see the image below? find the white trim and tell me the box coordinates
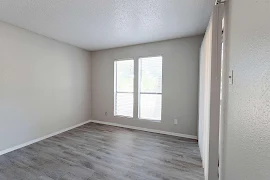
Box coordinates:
[0,120,91,156]
[90,120,198,140]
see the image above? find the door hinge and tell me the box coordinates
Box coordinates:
[229,70,234,85]
[215,0,226,5]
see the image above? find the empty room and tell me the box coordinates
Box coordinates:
[1,0,270,180]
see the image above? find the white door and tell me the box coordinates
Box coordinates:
[198,2,225,180]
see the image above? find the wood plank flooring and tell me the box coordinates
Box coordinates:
[0,123,204,180]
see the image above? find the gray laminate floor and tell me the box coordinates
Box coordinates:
[0,123,204,180]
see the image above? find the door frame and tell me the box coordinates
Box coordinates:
[207,2,225,180]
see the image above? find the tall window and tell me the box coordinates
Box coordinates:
[139,56,162,120]
[114,60,134,117]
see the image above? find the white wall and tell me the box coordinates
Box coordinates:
[0,21,92,152]
[91,37,203,136]
[221,1,270,179]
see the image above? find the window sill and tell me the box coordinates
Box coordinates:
[114,116,161,123]
[138,118,161,123]
[114,115,134,119]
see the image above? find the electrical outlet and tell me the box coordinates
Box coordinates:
[174,119,178,125]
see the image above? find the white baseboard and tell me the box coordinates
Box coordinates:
[89,120,198,140]
[0,120,92,156]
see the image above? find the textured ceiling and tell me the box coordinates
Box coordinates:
[0,0,215,51]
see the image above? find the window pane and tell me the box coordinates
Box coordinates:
[140,57,162,93]
[139,94,161,120]
[116,60,134,92]
[115,93,133,117]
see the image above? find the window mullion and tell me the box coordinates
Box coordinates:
[133,58,139,119]
[114,61,117,116]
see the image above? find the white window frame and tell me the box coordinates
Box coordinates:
[114,59,134,118]
[138,56,163,121]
